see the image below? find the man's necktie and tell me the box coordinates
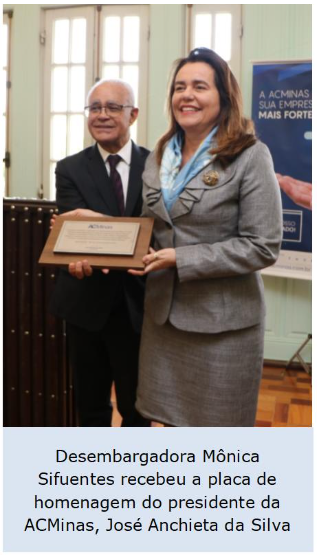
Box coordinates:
[108,154,125,216]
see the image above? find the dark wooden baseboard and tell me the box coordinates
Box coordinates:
[264,359,308,370]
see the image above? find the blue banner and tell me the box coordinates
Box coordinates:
[252,62,312,255]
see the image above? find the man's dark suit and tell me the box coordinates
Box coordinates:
[50,142,150,426]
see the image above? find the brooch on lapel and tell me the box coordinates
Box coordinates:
[203,170,219,186]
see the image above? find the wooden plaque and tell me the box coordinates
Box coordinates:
[39,216,154,270]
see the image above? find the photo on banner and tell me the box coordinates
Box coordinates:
[252,61,312,280]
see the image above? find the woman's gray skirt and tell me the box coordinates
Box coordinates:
[136,315,265,427]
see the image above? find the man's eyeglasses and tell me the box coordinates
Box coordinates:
[84,102,134,117]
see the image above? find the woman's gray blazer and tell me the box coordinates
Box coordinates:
[142,141,283,334]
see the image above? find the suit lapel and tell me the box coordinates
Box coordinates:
[142,155,174,225]
[169,159,216,220]
[169,158,237,220]
[125,143,144,216]
[86,145,120,215]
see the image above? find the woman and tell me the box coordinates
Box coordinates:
[129,47,282,427]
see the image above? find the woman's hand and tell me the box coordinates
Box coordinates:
[128,247,176,276]
[50,208,105,229]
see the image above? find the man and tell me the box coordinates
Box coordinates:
[50,79,150,427]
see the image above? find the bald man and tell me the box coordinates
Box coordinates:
[50,79,150,427]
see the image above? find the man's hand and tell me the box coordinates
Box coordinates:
[50,208,106,229]
[50,213,58,230]
[69,260,93,279]
[128,247,176,276]
[68,261,110,279]
[51,209,110,279]
[276,174,312,210]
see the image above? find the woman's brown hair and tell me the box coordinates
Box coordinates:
[156,48,256,166]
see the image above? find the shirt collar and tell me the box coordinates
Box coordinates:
[97,139,132,166]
